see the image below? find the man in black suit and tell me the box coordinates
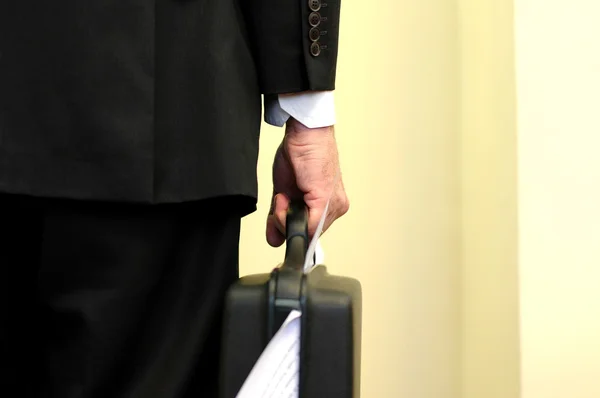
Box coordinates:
[0,0,349,397]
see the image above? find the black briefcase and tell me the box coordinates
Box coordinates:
[219,200,362,398]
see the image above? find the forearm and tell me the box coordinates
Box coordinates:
[240,0,341,95]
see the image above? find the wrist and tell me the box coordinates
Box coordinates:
[285,117,334,135]
[284,119,336,150]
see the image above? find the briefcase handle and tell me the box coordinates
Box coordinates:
[282,199,309,271]
[267,199,308,338]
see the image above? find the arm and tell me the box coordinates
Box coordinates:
[240,0,341,94]
[239,0,347,244]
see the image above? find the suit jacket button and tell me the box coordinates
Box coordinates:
[309,27,321,41]
[310,42,321,57]
[309,12,321,27]
[309,0,321,12]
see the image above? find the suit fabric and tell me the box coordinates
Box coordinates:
[0,0,341,208]
[1,194,242,398]
[0,1,342,397]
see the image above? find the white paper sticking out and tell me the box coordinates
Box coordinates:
[303,201,329,273]
[305,239,325,270]
[303,170,338,273]
[235,310,302,398]
[236,183,334,397]
[235,242,326,398]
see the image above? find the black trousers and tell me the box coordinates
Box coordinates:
[1,194,242,398]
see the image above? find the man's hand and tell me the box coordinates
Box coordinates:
[266,118,349,247]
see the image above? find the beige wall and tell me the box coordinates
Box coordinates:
[238,1,600,396]
[239,1,462,397]
[515,1,600,397]
[459,0,521,397]
[238,0,600,397]
[458,0,600,396]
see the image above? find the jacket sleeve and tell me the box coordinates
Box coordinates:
[239,0,341,95]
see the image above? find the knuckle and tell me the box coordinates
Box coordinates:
[338,193,350,215]
[342,201,350,215]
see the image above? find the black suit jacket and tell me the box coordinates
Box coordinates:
[0,0,340,213]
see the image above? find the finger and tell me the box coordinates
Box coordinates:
[306,190,349,239]
[266,194,290,247]
[273,193,290,235]
[306,201,327,240]
[266,214,285,247]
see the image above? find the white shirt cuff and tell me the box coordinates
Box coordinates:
[264,91,336,129]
